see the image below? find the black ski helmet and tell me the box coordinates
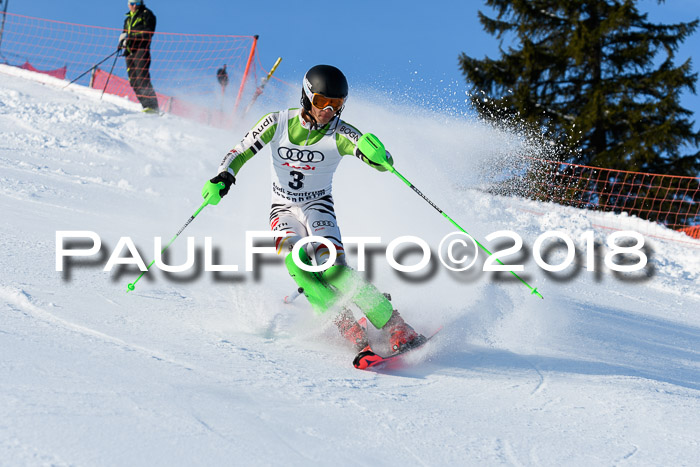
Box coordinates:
[300,64,348,113]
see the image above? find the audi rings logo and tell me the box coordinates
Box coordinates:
[312,220,335,228]
[278,147,325,163]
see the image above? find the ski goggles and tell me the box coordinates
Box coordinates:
[310,93,345,112]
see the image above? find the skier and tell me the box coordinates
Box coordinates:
[118,0,159,113]
[202,65,425,354]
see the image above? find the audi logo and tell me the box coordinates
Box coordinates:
[312,220,335,228]
[278,147,325,163]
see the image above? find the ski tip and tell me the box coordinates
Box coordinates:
[353,350,381,370]
[531,288,543,299]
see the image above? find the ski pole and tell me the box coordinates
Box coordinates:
[64,49,120,89]
[242,57,282,118]
[100,49,120,100]
[358,134,543,299]
[127,181,225,292]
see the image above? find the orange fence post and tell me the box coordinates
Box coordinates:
[234,34,258,115]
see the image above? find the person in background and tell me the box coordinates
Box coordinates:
[217,64,229,95]
[118,0,158,113]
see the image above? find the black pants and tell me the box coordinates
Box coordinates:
[125,49,158,110]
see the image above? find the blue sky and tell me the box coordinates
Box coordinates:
[7,0,700,132]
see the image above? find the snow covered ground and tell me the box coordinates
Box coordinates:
[1,64,699,466]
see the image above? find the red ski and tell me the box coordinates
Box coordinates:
[352,327,441,370]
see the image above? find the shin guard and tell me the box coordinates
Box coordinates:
[284,248,336,313]
[322,265,393,329]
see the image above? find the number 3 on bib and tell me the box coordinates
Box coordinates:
[289,170,305,190]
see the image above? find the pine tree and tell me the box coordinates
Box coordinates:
[459,0,700,176]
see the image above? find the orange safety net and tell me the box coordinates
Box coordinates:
[90,68,232,127]
[508,158,700,242]
[0,12,263,125]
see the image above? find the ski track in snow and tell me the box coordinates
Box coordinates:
[1,64,700,465]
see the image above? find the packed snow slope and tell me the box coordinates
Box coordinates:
[1,64,699,466]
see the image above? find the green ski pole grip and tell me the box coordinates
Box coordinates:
[202,181,226,206]
[357,133,392,171]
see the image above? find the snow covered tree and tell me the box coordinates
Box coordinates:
[459,0,700,176]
